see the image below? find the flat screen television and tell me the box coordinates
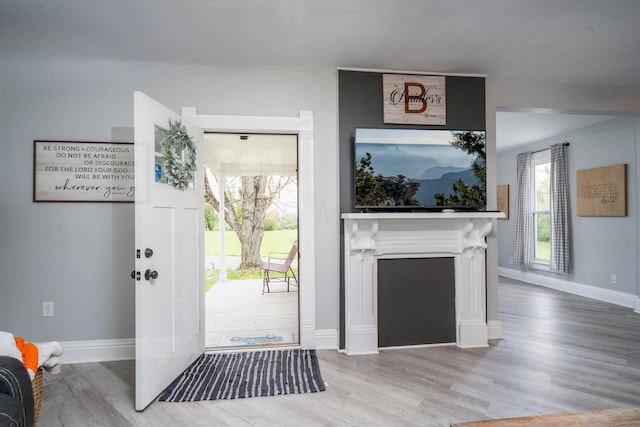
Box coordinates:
[354,128,486,211]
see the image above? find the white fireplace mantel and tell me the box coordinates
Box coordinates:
[342,211,504,355]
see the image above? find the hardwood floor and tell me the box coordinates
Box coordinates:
[39,277,640,426]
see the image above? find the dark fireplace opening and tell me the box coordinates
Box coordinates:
[377,257,456,348]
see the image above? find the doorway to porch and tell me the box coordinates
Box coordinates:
[202,132,299,349]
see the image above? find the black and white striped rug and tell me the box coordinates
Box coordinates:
[159,349,326,402]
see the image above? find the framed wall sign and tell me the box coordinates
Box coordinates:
[383,74,446,125]
[577,163,626,216]
[33,140,135,203]
[497,184,509,220]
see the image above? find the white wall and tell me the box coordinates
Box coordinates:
[497,117,639,298]
[3,58,640,350]
[0,59,339,342]
[484,80,640,324]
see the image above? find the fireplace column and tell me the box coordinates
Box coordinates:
[456,221,492,348]
[343,220,379,355]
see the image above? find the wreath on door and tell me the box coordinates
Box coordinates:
[161,119,197,190]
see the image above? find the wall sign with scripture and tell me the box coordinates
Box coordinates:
[383,74,446,125]
[33,140,135,202]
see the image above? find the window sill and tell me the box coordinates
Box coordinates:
[530,260,550,272]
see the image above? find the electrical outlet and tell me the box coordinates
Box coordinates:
[610,274,617,284]
[43,301,54,317]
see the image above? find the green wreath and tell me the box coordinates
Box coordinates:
[161,119,197,190]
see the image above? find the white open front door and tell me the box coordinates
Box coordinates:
[133,92,205,411]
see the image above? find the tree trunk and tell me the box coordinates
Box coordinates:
[238,176,269,269]
[204,171,293,270]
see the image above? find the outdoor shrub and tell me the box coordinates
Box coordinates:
[204,204,218,231]
[264,214,280,231]
[279,214,298,230]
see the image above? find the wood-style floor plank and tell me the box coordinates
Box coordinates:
[38,278,640,426]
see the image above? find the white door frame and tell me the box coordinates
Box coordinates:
[182,108,316,349]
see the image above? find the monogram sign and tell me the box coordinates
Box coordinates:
[383,74,446,125]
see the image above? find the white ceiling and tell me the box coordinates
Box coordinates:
[1,0,639,150]
[496,111,615,152]
[203,133,297,176]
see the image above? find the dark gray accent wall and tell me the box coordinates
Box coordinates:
[338,70,486,349]
[338,71,486,215]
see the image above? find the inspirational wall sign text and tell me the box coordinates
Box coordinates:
[33,140,135,202]
[383,74,446,125]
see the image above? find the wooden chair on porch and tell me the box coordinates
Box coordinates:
[261,240,298,294]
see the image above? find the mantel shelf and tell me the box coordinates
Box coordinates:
[341,211,505,220]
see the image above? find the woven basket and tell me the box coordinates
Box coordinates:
[32,367,43,424]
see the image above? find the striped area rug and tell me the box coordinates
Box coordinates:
[159,349,326,402]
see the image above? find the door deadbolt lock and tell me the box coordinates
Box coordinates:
[144,248,153,258]
[144,269,159,280]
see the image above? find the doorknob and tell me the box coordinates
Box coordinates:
[144,269,159,280]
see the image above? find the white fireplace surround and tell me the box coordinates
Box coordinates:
[342,212,504,355]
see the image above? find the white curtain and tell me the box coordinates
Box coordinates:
[549,143,570,273]
[513,152,532,268]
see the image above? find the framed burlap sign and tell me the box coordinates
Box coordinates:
[576,163,626,216]
[497,184,509,220]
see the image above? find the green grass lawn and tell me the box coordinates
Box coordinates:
[535,241,550,260]
[204,229,298,292]
[205,229,298,256]
[205,267,270,292]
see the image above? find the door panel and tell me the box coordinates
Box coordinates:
[181,207,201,337]
[134,91,204,411]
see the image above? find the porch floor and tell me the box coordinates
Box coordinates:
[205,278,299,349]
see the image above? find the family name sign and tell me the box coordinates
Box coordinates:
[33,140,135,202]
[383,74,446,125]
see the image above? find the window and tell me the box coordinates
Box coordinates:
[514,142,569,273]
[531,150,550,263]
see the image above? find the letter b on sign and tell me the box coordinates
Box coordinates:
[404,82,427,114]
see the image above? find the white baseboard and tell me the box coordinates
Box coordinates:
[60,330,339,364]
[458,320,489,348]
[315,329,338,350]
[60,338,135,364]
[487,320,504,340]
[499,267,640,311]
[300,320,316,349]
